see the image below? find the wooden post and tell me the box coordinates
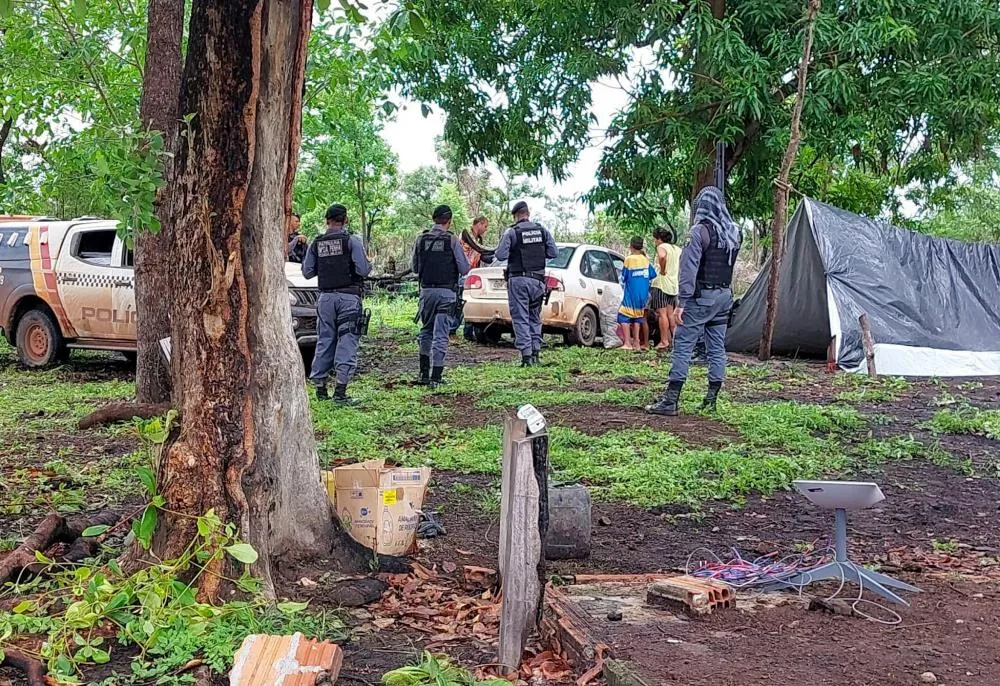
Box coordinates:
[825,336,837,373]
[859,313,877,377]
[758,0,822,361]
[498,415,549,674]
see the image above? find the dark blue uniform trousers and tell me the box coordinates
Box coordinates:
[508,276,545,357]
[309,292,361,387]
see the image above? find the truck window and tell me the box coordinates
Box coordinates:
[73,230,117,267]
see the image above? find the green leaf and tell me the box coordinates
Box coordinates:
[72,0,87,22]
[91,648,110,664]
[12,600,36,614]
[277,601,309,615]
[34,550,52,564]
[0,0,12,18]
[136,466,157,497]
[317,0,330,12]
[81,524,110,537]
[224,543,259,565]
[106,591,131,611]
[136,505,158,548]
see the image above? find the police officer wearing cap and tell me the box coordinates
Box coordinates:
[412,205,471,386]
[494,201,558,366]
[302,204,372,404]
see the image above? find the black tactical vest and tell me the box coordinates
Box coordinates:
[695,223,738,291]
[315,232,360,294]
[418,231,459,289]
[506,221,547,277]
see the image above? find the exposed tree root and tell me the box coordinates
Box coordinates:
[0,511,121,584]
[77,402,173,430]
[0,647,47,686]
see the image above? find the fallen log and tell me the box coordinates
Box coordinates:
[0,511,121,584]
[77,402,173,430]
[1,647,47,686]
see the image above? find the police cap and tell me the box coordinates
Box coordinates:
[511,200,529,216]
[432,205,453,223]
[325,204,347,222]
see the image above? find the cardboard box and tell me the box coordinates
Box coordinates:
[322,460,431,557]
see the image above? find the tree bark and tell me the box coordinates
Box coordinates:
[0,118,12,185]
[157,0,357,602]
[758,0,820,362]
[135,0,184,404]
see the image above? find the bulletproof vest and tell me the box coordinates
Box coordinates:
[418,231,459,288]
[695,223,737,290]
[315,232,359,293]
[506,221,547,276]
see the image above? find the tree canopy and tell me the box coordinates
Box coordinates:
[383,0,1000,227]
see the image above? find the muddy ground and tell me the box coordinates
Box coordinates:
[2,339,999,685]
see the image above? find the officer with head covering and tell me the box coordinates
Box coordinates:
[646,185,742,416]
[302,203,372,404]
[494,201,558,366]
[413,205,471,386]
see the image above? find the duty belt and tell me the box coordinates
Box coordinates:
[509,271,546,282]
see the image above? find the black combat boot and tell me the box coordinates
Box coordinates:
[430,366,446,389]
[333,384,357,406]
[521,355,534,368]
[531,350,540,366]
[700,381,722,412]
[315,385,330,400]
[645,380,684,416]
[417,354,431,385]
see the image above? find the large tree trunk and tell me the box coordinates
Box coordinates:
[134,0,184,404]
[157,0,339,601]
[759,0,820,361]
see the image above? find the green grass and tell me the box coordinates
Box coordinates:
[922,406,1000,440]
[1,297,989,517]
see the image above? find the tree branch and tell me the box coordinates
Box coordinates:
[760,0,821,362]
[0,118,12,185]
[48,0,124,127]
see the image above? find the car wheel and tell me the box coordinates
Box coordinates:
[566,306,599,347]
[299,344,316,370]
[473,324,503,345]
[16,309,65,368]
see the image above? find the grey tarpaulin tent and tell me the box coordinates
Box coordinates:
[726,199,1000,376]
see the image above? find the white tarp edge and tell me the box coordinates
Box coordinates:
[842,343,1000,377]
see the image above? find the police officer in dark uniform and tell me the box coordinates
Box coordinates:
[647,186,742,416]
[413,205,470,387]
[494,201,558,366]
[302,204,372,404]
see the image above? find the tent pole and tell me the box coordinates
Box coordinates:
[859,314,877,377]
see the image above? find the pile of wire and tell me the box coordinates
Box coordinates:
[685,542,834,589]
[683,542,903,625]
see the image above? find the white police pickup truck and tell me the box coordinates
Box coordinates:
[0,216,319,367]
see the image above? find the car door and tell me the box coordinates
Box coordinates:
[112,239,137,341]
[578,249,620,305]
[54,224,119,338]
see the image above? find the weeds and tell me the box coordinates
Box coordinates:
[923,406,1000,440]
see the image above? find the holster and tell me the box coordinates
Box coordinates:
[727,298,741,327]
[354,308,372,336]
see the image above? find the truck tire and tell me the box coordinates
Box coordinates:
[565,306,598,347]
[16,309,65,368]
